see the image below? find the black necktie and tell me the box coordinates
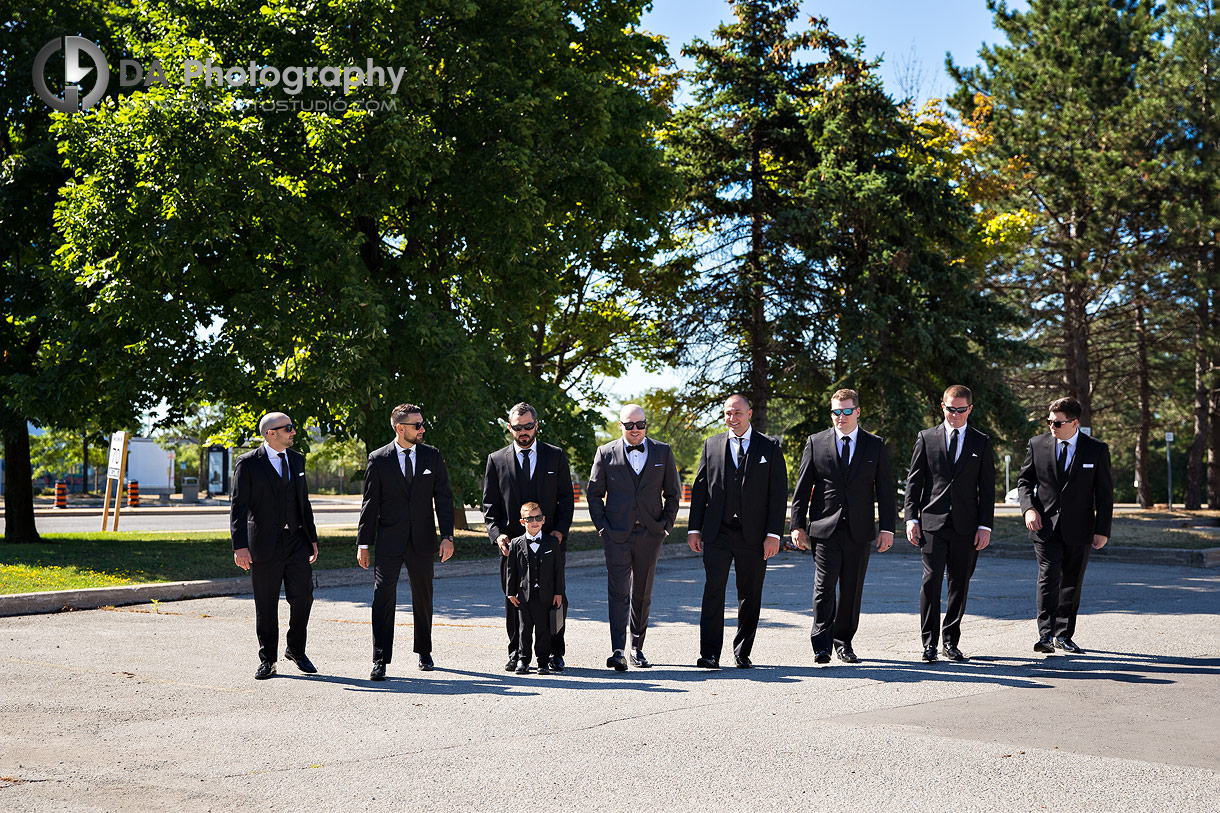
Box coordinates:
[402,448,413,486]
[839,436,850,472]
[518,448,531,496]
[735,436,745,468]
[948,429,959,464]
[277,452,289,485]
[1056,440,1068,482]
[627,444,646,453]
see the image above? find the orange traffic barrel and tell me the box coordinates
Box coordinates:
[572,482,582,503]
[127,480,140,508]
[54,481,68,508]
[682,483,692,503]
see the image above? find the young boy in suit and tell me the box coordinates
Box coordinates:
[506,502,565,674]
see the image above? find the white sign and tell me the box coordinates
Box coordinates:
[106,431,126,478]
[1165,432,1175,442]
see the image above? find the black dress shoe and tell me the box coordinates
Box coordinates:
[549,656,565,672]
[631,649,651,668]
[370,662,386,681]
[284,649,317,674]
[734,655,753,669]
[814,650,831,664]
[505,658,519,672]
[835,646,859,664]
[607,651,628,671]
[515,660,530,674]
[695,656,719,669]
[1054,636,1082,654]
[537,664,551,675]
[922,646,938,662]
[418,653,435,671]
[1033,636,1055,653]
[254,661,276,680]
[942,644,967,662]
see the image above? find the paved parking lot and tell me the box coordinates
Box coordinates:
[2,548,1218,812]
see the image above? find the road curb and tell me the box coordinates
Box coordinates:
[0,542,702,618]
[885,538,1220,568]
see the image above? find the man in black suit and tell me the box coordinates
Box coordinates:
[357,403,455,681]
[1018,396,1113,654]
[587,403,680,671]
[687,394,788,669]
[230,412,319,680]
[790,388,896,664]
[483,402,575,671]
[904,384,995,662]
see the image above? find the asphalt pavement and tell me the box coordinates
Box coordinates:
[1,546,1217,811]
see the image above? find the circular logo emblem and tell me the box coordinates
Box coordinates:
[33,37,110,112]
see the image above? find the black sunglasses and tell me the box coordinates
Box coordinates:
[830,408,856,416]
[944,405,971,414]
[268,423,295,432]
[1047,419,1076,428]
[397,421,426,430]
[510,422,537,432]
[521,514,544,523]
[620,420,647,430]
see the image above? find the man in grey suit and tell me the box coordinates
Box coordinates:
[587,404,680,671]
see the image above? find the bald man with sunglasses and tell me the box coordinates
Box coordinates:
[230,412,320,680]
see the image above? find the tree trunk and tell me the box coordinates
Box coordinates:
[81,433,89,495]
[1062,266,1093,426]
[2,420,40,543]
[747,127,769,432]
[452,489,469,531]
[1134,297,1153,508]
[1186,279,1208,510]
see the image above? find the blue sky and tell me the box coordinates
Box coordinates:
[640,0,1017,105]
[602,0,1019,405]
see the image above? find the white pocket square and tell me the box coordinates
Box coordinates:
[972,453,979,457]
[547,471,555,475]
[422,468,432,475]
[297,472,304,476]
[654,463,663,466]
[1083,463,1094,469]
[759,456,768,463]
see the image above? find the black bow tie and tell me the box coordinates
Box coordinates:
[626,444,646,453]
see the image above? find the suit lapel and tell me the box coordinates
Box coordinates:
[825,430,845,484]
[503,445,520,504]
[846,431,866,481]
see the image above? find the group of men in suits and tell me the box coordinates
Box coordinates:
[229,386,1114,679]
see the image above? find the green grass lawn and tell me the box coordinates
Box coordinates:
[989,512,1220,548]
[0,522,606,595]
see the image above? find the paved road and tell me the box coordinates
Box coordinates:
[2,549,1218,811]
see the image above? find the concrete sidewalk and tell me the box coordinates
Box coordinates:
[1,547,1217,812]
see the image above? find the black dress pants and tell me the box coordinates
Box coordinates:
[810,522,870,652]
[249,530,313,663]
[372,546,434,664]
[919,530,979,648]
[604,525,664,652]
[503,543,567,660]
[517,594,553,666]
[699,523,767,660]
[1034,530,1091,639]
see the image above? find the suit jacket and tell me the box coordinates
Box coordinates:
[790,428,897,542]
[482,441,575,545]
[1018,431,1113,544]
[230,445,318,562]
[356,440,455,556]
[586,437,680,544]
[505,534,565,602]
[687,430,788,545]
[903,425,996,538]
